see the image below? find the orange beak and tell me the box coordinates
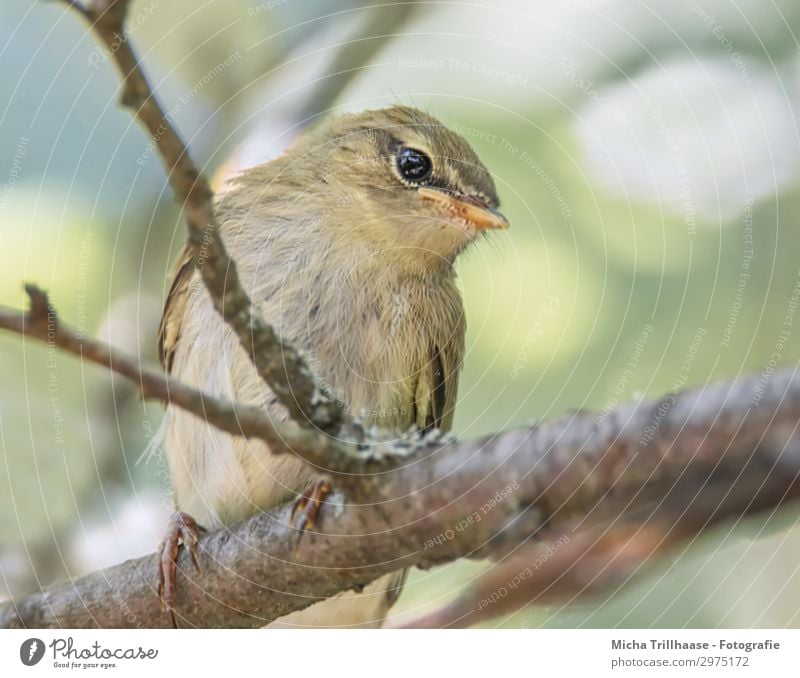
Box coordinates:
[418,187,510,231]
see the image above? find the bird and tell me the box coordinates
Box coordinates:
[155,105,508,627]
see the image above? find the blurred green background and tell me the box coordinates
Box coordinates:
[1,0,799,627]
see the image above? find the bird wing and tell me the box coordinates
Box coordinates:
[414,342,461,433]
[416,345,445,432]
[157,245,195,373]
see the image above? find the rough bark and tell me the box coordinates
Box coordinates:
[1,368,797,628]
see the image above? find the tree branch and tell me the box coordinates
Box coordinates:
[5,0,792,630]
[61,0,344,433]
[0,284,327,458]
[399,453,800,627]
[2,368,798,628]
[0,286,445,489]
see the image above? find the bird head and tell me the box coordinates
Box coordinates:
[242,106,508,276]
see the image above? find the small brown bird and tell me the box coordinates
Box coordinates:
[157,105,508,627]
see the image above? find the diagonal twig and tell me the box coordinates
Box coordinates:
[59,0,345,434]
[0,286,425,484]
[0,284,324,457]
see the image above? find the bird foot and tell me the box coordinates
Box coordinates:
[290,480,332,534]
[156,511,204,625]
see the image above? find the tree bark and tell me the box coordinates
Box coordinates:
[1,368,797,628]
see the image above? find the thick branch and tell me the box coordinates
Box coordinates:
[400,454,800,627]
[2,368,798,628]
[62,0,343,433]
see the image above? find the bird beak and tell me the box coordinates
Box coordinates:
[418,187,510,231]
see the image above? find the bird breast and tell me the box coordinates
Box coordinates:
[243,237,465,432]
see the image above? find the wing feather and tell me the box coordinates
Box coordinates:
[157,246,195,373]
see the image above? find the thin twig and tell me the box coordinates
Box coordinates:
[0,286,427,484]
[59,0,344,433]
[0,285,319,456]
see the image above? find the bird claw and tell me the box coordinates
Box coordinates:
[290,480,332,536]
[156,512,204,624]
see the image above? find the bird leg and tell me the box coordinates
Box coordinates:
[156,511,204,625]
[290,479,332,533]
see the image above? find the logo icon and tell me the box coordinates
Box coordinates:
[20,638,45,666]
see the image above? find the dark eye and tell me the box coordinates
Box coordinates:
[396,147,433,183]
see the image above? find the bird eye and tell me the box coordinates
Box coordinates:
[396,147,433,183]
